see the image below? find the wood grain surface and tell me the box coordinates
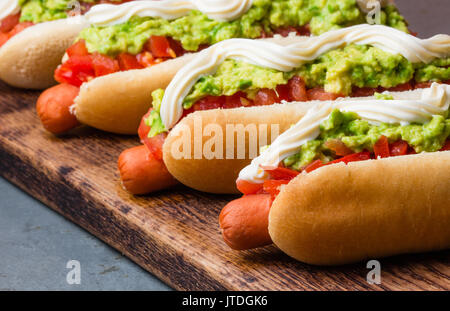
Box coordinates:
[0,81,449,290]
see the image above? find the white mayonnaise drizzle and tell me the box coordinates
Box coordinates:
[159,24,450,131]
[238,83,450,183]
[0,0,20,21]
[84,0,253,26]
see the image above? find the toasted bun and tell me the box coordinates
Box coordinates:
[74,53,197,134]
[269,151,450,265]
[163,102,316,194]
[0,17,88,89]
[74,36,309,134]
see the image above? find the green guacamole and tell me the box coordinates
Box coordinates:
[182,45,450,107]
[146,45,449,138]
[282,109,450,170]
[18,0,120,23]
[78,0,408,56]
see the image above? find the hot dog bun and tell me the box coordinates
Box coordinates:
[269,151,450,265]
[0,17,88,89]
[163,88,432,194]
[163,102,315,194]
[73,36,309,134]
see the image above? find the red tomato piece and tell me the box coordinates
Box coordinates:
[192,96,224,111]
[7,21,33,37]
[263,179,290,199]
[386,81,413,92]
[254,89,279,106]
[118,52,143,70]
[0,32,8,47]
[236,179,264,195]
[389,140,409,156]
[138,109,152,142]
[351,86,376,97]
[373,135,390,158]
[440,140,450,151]
[148,36,175,58]
[307,87,342,101]
[142,133,167,161]
[324,139,353,156]
[136,51,156,68]
[275,83,290,101]
[287,76,308,102]
[91,53,119,77]
[0,13,20,33]
[261,166,299,180]
[414,82,432,89]
[327,151,372,165]
[54,55,94,86]
[304,159,324,173]
[224,92,249,109]
[66,40,89,57]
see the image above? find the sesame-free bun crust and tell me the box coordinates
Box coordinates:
[73,36,309,134]
[163,102,316,194]
[269,151,450,265]
[0,17,88,89]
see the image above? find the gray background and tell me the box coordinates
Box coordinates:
[0,0,448,291]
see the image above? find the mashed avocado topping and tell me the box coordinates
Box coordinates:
[78,0,408,56]
[18,0,113,23]
[145,89,167,137]
[182,45,450,104]
[282,109,450,170]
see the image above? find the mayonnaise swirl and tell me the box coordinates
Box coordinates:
[160,24,450,131]
[84,0,253,26]
[0,0,20,21]
[238,83,450,183]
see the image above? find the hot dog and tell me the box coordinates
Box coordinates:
[144,26,448,195]
[35,0,409,134]
[219,83,450,265]
[0,0,129,89]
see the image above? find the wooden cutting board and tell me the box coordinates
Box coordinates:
[0,81,449,291]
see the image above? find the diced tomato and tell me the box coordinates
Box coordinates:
[7,21,33,37]
[66,40,89,57]
[351,86,376,97]
[287,76,308,102]
[91,53,119,77]
[118,52,143,70]
[440,140,450,151]
[390,140,409,156]
[304,159,324,173]
[138,110,152,142]
[324,139,353,156]
[236,179,263,195]
[142,133,167,160]
[0,32,8,47]
[0,13,20,33]
[147,36,176,58]
[167,37,186,57]
[254,89,279,106]
[262,166,300,180]
[386,82,413,92]
[414,82,432,89]
[373,135,390,158]
[275,83,290,101]
[136,51,156,68]
[263,179,290,199]
[307,87,343,101]
[54,55,94,86]
[224,92,248,109]
[192,95,224,111]
[272,25,311,37]
[326,151,372,165]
